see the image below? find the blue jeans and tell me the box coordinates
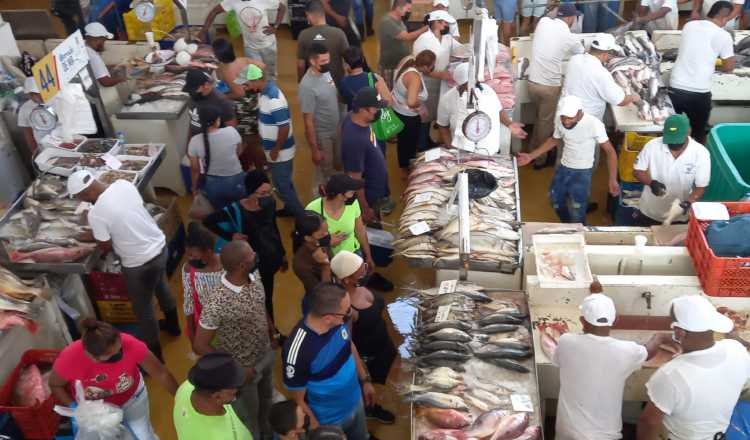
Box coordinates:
[339,400,368,440]
[578,0,619,32]
[268,159,304,217]
[548,165,593,224]
[204,173,247,210]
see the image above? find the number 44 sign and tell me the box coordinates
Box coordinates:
[32,52,60,103]
[31,30,89,103]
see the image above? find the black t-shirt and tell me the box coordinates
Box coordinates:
[325,0,351,25]
[188,90,236,138]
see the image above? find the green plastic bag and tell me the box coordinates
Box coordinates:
[226,10,242,39]
[368,73,404,141]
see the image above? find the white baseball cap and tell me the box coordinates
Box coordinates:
[330,251,363,280]
[590,33,621,52]
[67,170,96,196]
[452,63,470,85]
[427,10,456,23]
[24,77,39,94]
[671,295,734,333]
[580,294,616,326]
[433,0,450,7]
[85,22,114,39]
[559,95,583,117]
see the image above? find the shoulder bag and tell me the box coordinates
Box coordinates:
[368,73,404,141]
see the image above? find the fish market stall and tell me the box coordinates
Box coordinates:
[390,282,543,440]
[394,148,523,289]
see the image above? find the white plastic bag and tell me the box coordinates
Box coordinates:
[54,380,124,440]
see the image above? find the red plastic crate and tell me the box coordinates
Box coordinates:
[686,202,750,296]
[0,349,61,439]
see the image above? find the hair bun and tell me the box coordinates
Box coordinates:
[80,317,99,330]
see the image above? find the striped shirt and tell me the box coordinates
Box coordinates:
[258,81,295,163]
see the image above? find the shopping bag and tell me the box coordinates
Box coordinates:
[368,73,404,141]
[226,10,243,39]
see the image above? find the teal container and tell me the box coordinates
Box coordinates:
[703,124,750,202]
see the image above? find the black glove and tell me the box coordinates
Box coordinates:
[650,180,667,196]
[680,200,692,215]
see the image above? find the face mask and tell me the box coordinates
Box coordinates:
[373,109,382,121]
[667,143,684,151]
[190,91,206,101]
[318,63,331,73]
[440,27,450,35]
[258,195,274,210]
[403,11,412,21]
[317,234,332,247]
[101,348,123,363]
[345,194,357,205]
[189,259,207,269]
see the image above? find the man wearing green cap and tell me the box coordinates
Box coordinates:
[631,113,711,226]
[235,64,304,217]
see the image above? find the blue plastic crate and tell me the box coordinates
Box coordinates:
[615,182,644,226]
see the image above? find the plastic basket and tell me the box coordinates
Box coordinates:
[88,272,137,323]
[686,202,750,297]
[703,124,750,202]
[618,132,656,183]
[123,0,176,41]
[0,349,61,439]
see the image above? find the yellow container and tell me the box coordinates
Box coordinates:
[619,132,657,182]
[123,0,176,41]
[96,300,137,324]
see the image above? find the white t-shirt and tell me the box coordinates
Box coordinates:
[437,84,504,154]
[640,0,678,30]
[646,339,750,440]
[528,17,585,87]
[562,53,626,121]
[554,113,609,169]
[413,31,461,97]
[222,0,280,50]
[634,137,711,222]
[86,46,109,80]
[17,100,54,147]
[670,20,734,93]
[702,0,744,29]
[553,333,648,440]
[88,180,165,268]
[187,126,243,176]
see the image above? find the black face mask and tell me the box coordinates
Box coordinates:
[403,11,412,21]
[345,194,357,205]
[101,348,123,363]
[190,91,206,101]
[440,26,451,35]
[318,234,332,247]
[189,259,207,269]
[667,143,684,151]
[318,63,331,73]
[258,195,275,210]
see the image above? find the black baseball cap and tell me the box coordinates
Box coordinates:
[325,173,364,197]
[182,69,213,93]
[557,4,582,17]
[352,87,387,111]
[188,352,246,391]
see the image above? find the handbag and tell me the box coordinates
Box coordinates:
[368,73,404,141]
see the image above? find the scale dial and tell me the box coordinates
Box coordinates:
[461,110,492,143]
[133,0,156,22]
[29,105,58,131]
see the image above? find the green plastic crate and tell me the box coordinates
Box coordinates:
[703,124,750,202]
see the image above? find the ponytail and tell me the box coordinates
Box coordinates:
[79,318,120,357]
[197,105,222,175]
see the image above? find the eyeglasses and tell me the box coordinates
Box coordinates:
[327,306,353,322]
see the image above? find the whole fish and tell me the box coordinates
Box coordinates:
[419,375,463,391]
[474,346,532,360]
[487,338,531,352]
[0,266,48,301]
[422,366,462,381]
[408,392,469,410]
[465,409,509,438]
[515,426,542,440]
[421,321,474,334]
[417,340,471,354]
[9,245,95,263]
[423,408,473,429]
[467,388,508,407]
[463,393,492,411]
[489,412,529,440]
[424,328,473,342]
[420,350,472,363]
[475,324,518,334]
[418,429,467,440]
[478,313,524,326]
[485,358,530,373]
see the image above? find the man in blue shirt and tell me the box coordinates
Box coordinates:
[282,282,375,440]
[341,87,390,224]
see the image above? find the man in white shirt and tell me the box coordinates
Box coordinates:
[83,22,124,88]
[669,1,735,144]
[17,77,54,156]
[517,96,619,224]
[436,63,527,153]
[635,0,679,29]
[632,114,711,226]
[693,0,745,28]
[67,171,179,361]
[527,4,584,168]
[562,33,641,122]
[554,292,670,440]
[202,0,287,80]
[431,0,460,37]
[637,295,750,440]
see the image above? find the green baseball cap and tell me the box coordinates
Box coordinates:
[663,114,689,144]
[234,64,264,85]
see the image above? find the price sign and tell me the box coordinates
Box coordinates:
[53,30,89,87]
[439,279,458,294]
[434,305,451,323]
[408,221,430,236]
[424,148,441,162]
[32,52,60,103]
[414,192,433,204]
[510,394,534,412]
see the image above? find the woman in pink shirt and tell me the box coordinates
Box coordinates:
[49,319,178,439]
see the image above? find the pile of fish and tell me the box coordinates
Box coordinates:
[0,265,49,333]
[0,175,96,264]
[403,282,541,440]
[395,149,520,269]
[607,56,672,123]
[734,35,750,68]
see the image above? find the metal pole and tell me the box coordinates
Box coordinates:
[85,65,115,138]
[457,172,471,281]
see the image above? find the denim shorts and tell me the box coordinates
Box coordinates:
[520,0,547,17]
[494,0,517,22]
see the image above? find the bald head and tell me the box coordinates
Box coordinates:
[220,240,254,274]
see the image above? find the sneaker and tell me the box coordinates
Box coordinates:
[380,198,396,215]
[366,404,395,424]
[276,208,295,218]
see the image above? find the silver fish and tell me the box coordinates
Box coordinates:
[408,392,469,410]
